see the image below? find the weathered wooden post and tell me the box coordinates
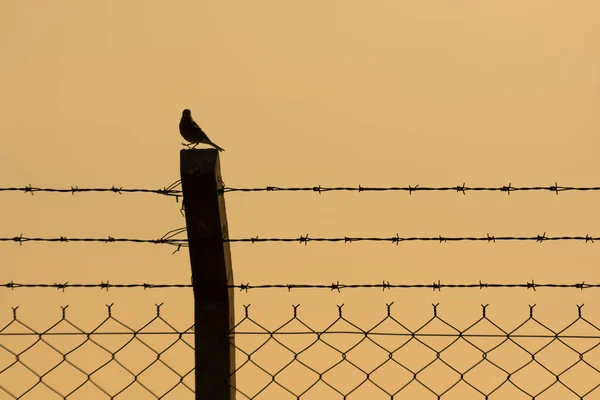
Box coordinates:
[180,149,235,400]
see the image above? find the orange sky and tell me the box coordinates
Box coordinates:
[1,1,600,398]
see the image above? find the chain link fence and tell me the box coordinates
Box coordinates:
[0,305,194,399]
[1,304,599,399]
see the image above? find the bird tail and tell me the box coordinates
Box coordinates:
[209,141,225,152]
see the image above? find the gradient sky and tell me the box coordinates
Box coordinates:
[1,1,600,398]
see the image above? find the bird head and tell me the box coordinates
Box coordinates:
[182,109,191,117]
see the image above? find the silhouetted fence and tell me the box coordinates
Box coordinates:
[3,149,599,399]
[1,304,599,399]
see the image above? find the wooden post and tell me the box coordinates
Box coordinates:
[180,149,235,400]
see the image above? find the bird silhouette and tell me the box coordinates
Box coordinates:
[179,109,225,151]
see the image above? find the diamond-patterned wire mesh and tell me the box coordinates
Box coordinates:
[0,305,194,399]
[2,304,600,399]
[230,304,600,399]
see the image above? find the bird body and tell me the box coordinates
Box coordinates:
[179,109,224,151]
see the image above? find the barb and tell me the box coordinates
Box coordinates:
[220,182,600,194]
[1,280,597,291]
[225,233,600,244]
[0,180,182,198]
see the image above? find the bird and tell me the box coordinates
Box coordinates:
[179,109,225,151]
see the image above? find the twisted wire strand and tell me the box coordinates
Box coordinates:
[219,183,600,195]
[0,232,597,245]
[4,182,600,196]
[224,233,597,244]
[0,180,182,198]
[0,280,597,291]
[0,228,188,249]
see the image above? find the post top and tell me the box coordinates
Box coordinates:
[180,149,220,176]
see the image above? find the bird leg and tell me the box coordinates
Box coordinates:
[181,142,198,149]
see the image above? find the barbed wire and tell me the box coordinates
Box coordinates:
[0,236,185,245]
[1,232,598,246]
[0,228,188,250]
[0,180,182,199]
[1,280,599,291]
[220,182,600,195]
[0,282,192,290]
[4,182,600,197]
[235,280,599,291]
[226,232,598,244]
